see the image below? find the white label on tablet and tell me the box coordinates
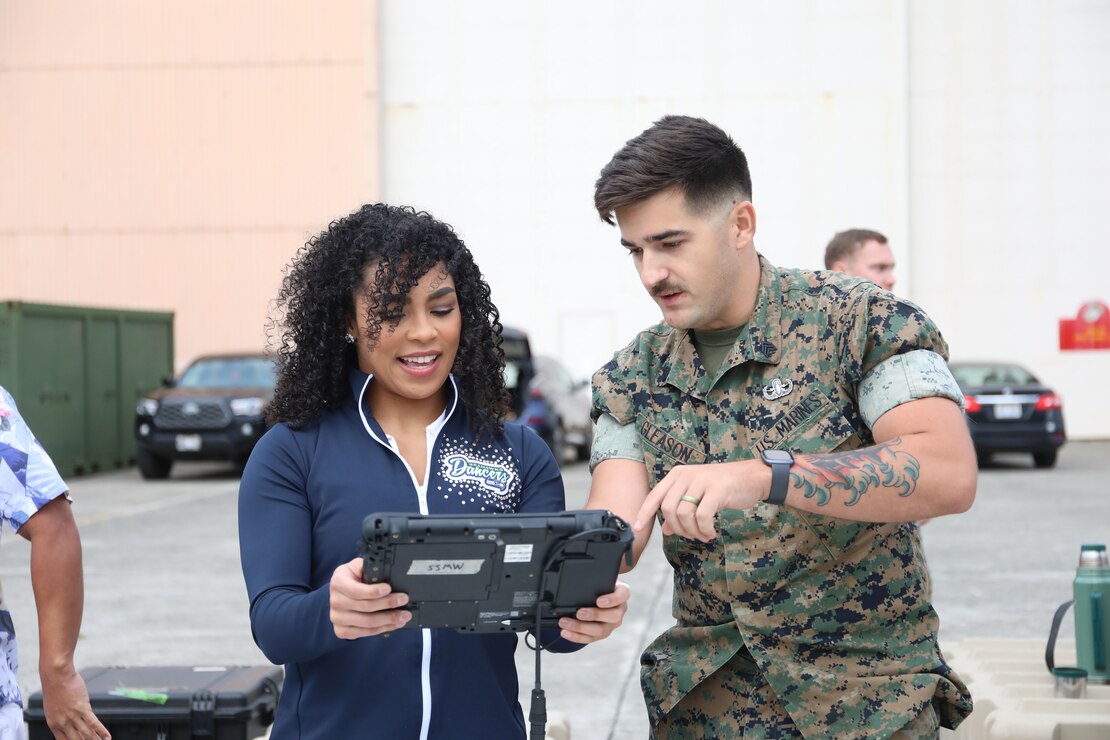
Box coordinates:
[407,559,485,575]
[513,591,539,608]
[503,544,534,563]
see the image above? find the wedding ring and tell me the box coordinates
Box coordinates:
[679,494,701,505]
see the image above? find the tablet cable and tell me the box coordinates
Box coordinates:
[527,526,632,740]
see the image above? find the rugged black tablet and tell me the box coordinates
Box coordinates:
[358,509,633,633]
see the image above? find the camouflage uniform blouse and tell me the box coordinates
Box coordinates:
[592,256,972,737]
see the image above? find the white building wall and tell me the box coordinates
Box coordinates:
[907,0,1110,439]
[382,0,1110,439]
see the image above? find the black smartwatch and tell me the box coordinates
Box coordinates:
[760,449,794,505]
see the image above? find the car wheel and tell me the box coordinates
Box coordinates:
[1032,449,1058,469]
[137,448,172,480]
[975,450,992,467]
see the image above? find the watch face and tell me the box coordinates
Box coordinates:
[762,450,793,464]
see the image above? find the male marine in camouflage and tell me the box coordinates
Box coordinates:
[824,228,897,293]
[585,116,976,739]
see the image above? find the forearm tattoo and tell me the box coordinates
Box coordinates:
[791,438,920,506]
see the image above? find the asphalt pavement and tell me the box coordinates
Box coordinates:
[1,442,1106,739]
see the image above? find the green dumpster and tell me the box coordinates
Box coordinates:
[0,301,173,476]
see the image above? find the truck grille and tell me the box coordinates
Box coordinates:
[155,398,230,430]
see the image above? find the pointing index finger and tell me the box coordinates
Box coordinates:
[634,474,672,531]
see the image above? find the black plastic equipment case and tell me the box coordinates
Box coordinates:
[24,665,282,740]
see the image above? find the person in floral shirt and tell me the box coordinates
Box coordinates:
[0,387,107,739]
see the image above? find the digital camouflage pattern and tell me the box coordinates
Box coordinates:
[650,650,941,739]
[593,256,972,738]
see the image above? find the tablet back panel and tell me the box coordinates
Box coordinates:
[359,510,632,633]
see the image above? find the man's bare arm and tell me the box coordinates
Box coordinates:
[585,458,655,570]
[635,397,977,541]
[20,497,111,740]
[790,395,977,519]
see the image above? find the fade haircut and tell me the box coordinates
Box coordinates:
[594,115,753,225]
[823,229,889,269]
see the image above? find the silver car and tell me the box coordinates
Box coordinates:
[531,355,593,462]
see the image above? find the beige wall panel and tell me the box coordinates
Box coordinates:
[0,1,367,66]
[3,65,376,229]
[1,230,319,370]
[0,1,380,373]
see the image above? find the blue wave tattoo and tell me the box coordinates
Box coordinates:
[792,438,920,506]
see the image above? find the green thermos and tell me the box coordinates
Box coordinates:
[1075,543,1110,683]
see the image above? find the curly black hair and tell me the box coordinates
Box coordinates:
[266,203,510,438]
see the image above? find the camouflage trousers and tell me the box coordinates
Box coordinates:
[648,651,940,739]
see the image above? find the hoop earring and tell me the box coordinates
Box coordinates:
[344,332,356,344]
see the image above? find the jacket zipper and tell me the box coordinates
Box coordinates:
[355,375,459,740]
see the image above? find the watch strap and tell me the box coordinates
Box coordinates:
[766,460,790,505]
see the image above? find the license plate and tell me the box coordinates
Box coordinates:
[994,403,1023,420]
[175,434,202,452]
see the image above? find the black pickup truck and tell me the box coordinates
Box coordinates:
[134,353,276,479]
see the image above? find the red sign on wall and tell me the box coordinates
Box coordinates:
[1059,300,1110,350]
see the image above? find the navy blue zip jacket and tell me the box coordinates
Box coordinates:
[239,369,580,739]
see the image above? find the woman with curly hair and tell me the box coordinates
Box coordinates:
[238,203,628,740]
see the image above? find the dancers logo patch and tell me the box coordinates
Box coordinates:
[437,440,521,511]
[444,454,514,495]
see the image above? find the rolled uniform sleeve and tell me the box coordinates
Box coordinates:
[588,413,644,471]
[858,349,965,428]
[589,335,657,471]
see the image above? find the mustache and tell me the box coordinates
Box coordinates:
[650,280,683,298]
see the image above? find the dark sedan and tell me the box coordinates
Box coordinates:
[950,361,1067,468]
